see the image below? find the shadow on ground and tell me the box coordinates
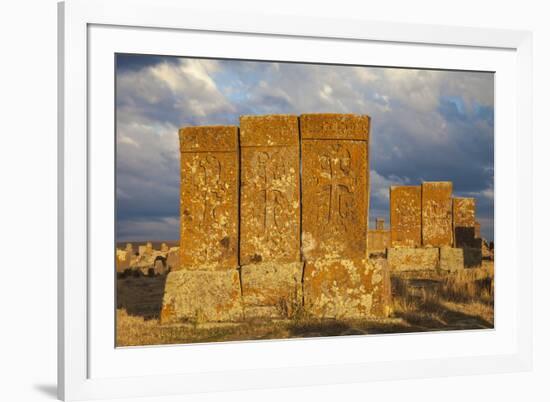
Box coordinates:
[116,274,167,320]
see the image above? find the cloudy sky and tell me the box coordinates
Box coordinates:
[115,54,494,242]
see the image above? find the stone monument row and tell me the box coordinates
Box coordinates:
[161,114,392,323]
[388,182,483,272]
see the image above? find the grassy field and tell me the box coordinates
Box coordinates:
[116,262,494,347]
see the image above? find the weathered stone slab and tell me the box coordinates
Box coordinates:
[301,114,369,261]
[239,115,300,265]
[179,126,239,270]
[160,269,243,323]
[387,247,439,272]
[453,197,477,248]
[367,230,390,254]
[390,186,422,247]
[421,182,453,247]
[303,258,391,318]
[439,247,464,272]
[375,218,385,230]
[241,262,303,319]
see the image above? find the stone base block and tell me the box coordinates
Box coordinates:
[387,247,439,272]
[160,269,243,324]
[303,258,391,319]
[463,247,482,268]
[439,247,464,272]
[241,262,303,319]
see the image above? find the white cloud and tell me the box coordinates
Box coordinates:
[115,56,494,240]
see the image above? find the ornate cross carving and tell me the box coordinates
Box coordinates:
[316,145,357,226]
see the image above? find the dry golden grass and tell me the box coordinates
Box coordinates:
[116,262,494,347]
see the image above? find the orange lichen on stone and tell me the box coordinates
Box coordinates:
[390,186,422,247]
[421,181,453,247]
[300,113,370,141]
[453,197,477,248]
[179,126,239,270]
[179,125,238,152]
[160,269,243,323]
[239,115,300,265]
[240,262,303,319]
[387,247,439,272]
[439,247,464,272]
[303,258,391,318]
[301,114,369,261]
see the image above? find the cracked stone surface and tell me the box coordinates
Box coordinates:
[421,181,453,247]
[303,258,391,319]
[387,247,440,272]
[239,115,301,265]
[179,126,239,270]
[301,114,370,261]
[390,185,422,247]
[160,269,243,324]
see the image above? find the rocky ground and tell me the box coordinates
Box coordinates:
[116,261,494,347]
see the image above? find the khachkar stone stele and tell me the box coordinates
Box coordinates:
[301,114,391,319]
[239,115,302,318]
[421,181,453,247]
[390,185,422,247]
[453,197,477,247]
[161,126,242,324]
[452,197,482,267]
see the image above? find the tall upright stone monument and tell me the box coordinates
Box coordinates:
[421,181,453,247]
[178,126,239,269]
[161,126,242,323]
[453,197,482,267]
[300,114,369,260]
[160,114,392,323]
[453,197,476,247]
[301,114,390,318]
[239,115,302,318]
[390,185,422,247]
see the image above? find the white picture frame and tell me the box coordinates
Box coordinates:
[58,0,533,400]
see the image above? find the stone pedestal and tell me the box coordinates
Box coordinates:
[160,270,243,324]
[387,247,439,272]
[303,258,391,319]
[440,247,464,272]
[241,262,303,319]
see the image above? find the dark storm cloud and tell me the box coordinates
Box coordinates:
[115,55,494,241]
